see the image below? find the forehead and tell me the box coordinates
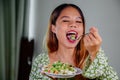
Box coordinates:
[58,6,81,18]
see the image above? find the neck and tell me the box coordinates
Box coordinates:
[56,46,75,65]
[57,45,74,56]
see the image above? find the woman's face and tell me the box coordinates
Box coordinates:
[52,6,84,48]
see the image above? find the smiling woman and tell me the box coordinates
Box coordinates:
[29,3,118,80]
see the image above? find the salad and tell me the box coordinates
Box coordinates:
[42,61,77,75]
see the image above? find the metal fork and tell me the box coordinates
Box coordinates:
[77,33,89,40]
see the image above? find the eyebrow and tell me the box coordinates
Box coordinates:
[77,17,82,19]
[60,16,82,20]
[60,16,69,19]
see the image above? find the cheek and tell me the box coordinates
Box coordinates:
[78,26,84,34]
[56,26,66,33]
[55,27,66,39]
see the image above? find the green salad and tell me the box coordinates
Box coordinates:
[42,61,76,75]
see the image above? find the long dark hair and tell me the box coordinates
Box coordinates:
[46,3,89,80]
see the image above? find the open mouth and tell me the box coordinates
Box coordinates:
[66,31,78,42]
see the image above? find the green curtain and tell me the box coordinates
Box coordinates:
[0,0,30,80]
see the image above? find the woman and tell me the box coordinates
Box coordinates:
[29,3,118,80]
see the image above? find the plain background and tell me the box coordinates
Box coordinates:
[29,0,120,78]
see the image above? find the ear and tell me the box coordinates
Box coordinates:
[51,24,56,33]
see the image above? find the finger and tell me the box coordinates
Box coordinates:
[89,27,98,32]
[85,33,96,44]
[45,74,56,80]
[84,35,91,47]
[84,34,91,42]
[84,33,99,48]
[88,33,97,42]
[89,27,102,42]
[41,72,57,80]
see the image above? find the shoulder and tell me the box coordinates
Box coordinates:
[29,52,50,79]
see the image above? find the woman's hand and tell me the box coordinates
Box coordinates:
[83,27,102,61]
[41,71,57,80]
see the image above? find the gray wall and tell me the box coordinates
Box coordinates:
[30,0,120,77]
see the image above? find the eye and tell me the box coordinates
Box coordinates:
[76,21,82,23]
[62,20,70,22]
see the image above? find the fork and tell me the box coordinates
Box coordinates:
[77,33,89,40]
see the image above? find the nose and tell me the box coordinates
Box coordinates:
[69,21,77,28]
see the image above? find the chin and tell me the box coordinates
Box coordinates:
[65,43,78,49]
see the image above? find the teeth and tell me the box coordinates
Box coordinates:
[67,31,77,34]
